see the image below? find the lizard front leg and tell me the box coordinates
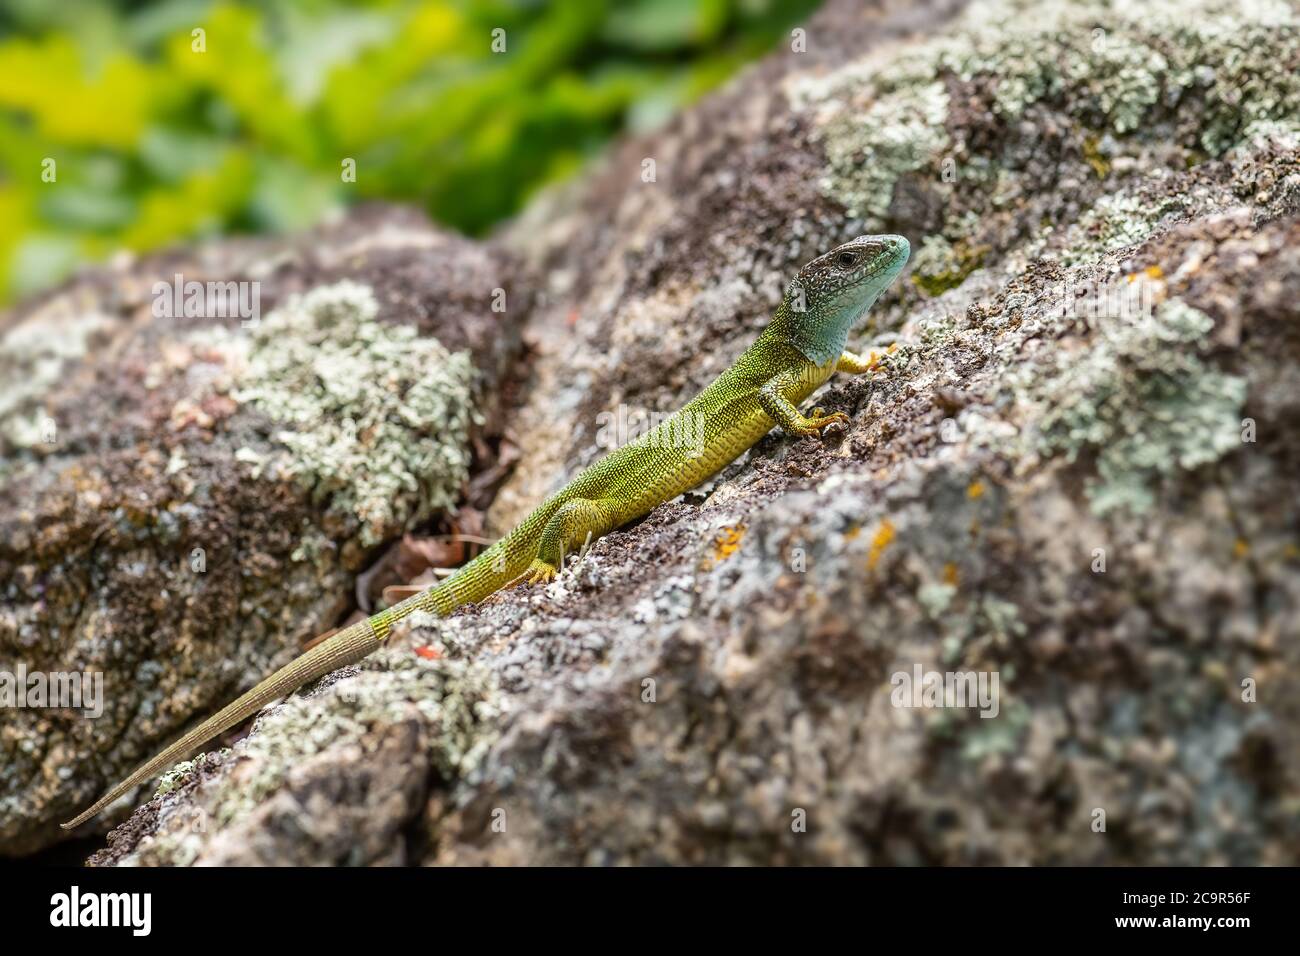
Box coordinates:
[837,342,899,374]
[835,349,882,374]
[758,370,849,437]
[523,497,621,584]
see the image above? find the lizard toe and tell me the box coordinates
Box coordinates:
[525,560,558,585]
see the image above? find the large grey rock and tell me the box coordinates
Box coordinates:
[1,207,527,855]
[12,0,1300,864]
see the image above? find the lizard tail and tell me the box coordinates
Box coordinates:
[61,617,381,830]
[62,525,545,830]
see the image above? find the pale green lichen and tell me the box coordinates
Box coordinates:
[125,651,500,864]
[794,0,1300,233]
[289,526,337,571]
[1032,297,1246,514]
[1058,195,1152,267]
[195,281,478,546]
[938,282,1247,516]
[961,700,1031,760]
[207,653,498,827]
[979,596,1026,640]
[153,750,229,798]
[910,235,987,297]
[1055,192,1183,268]
[935,10,1168,132]
[918,581,957,619]
[0,309,110,456]
[815,80,950,225]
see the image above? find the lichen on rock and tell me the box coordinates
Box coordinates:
[0,209,518,859]
[9,0,1299,867]
[0,308,111,465]
[193,280,480,546]
[794,0,1300,284]
[1024,290,1246,514]
[106,644,501,867]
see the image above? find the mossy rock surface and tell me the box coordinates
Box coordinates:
[7,0,1300,865]
[0,207,526,856]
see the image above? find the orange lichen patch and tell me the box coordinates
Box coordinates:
[868,519,895,571]
[413,645,441,660]
[1126,265,1165,284]
[703,524,747,569]
[1233,538,1249,559]
[966,480,985,500]
[943,562,960,586]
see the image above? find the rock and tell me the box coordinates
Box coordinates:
[0,206,527,855]
[10,0,1300,864]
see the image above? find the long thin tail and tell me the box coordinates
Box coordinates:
[63,515,548,829]
[61,618,381,829]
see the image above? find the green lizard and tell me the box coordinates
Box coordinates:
[63,233,910,830]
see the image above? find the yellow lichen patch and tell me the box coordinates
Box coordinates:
[967,480,985,500]
[1124,265,1165,287]
[943,562,960,586]
[702,524,747,569]
[868,519,895,571]
[1233,538,1249,559]
[843,524,861,540]
[1082,134,1111,179]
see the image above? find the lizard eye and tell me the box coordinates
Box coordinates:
[836,251,858,269]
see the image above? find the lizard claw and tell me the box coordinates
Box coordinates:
[793,410,850,436]
[525,559,558,585]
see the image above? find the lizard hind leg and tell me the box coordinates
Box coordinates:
[524,497,621,584]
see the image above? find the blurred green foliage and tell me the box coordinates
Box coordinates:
[0,0,819,304]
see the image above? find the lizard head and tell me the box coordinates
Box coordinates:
[777,234,910,364]
[786,234,910,322]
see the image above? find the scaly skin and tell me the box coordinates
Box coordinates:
[63,234,910,830]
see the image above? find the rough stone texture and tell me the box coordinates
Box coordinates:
[0,206,527,855]
[9,0,1300,865]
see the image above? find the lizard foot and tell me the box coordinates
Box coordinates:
[793,410,850,436]
[524,559,558,585]
[866,343,899,373]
